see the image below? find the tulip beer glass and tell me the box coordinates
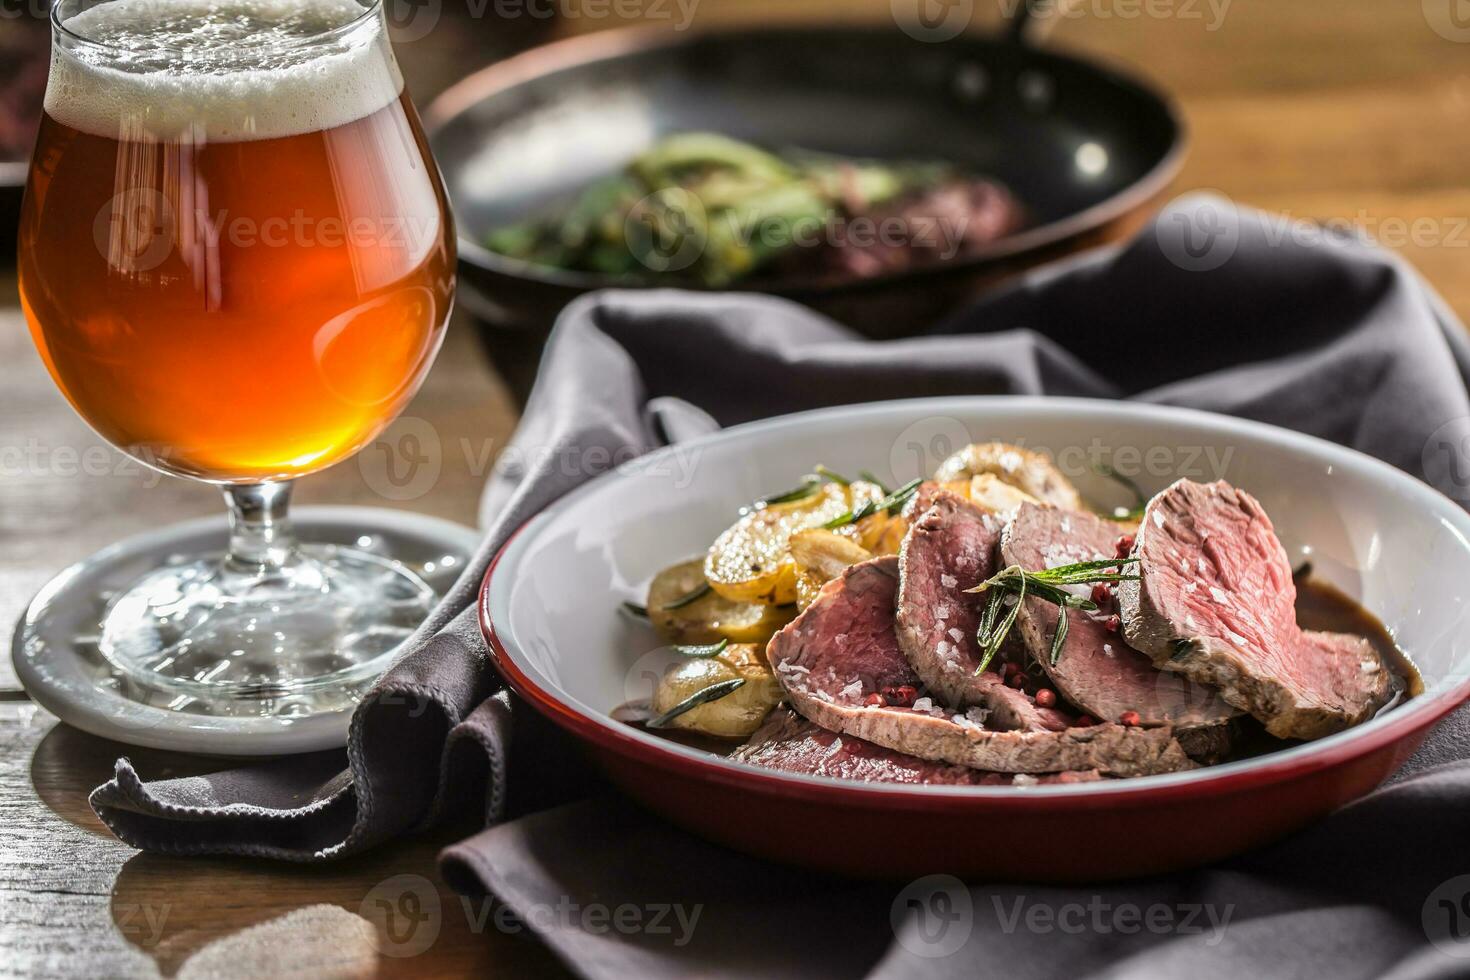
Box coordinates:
[19,0,455,712]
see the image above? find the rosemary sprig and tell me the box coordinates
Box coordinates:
[974,570,1026,674]
[966,558,1140,672]
[646,678,746,728]
[662,581,712,610]
[1020,557,1140,586]
[823,477,924,529]
[672,638,729,658]
[977,575,1003,644]
[1050,604,1069,666]
[757,465,902,515]
[1095,464,1148,521]
[813,464,852,486]
[759,476,823,506]
[879,477,924,516]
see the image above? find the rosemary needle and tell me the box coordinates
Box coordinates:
[823,477,923,529]
[968,558,1139,673]
[759,477,823,506]
[813,464,852,486]
[662,581,712,610]
[1095,464,1148,521]
[671,638,729,658]
[646,678,746,728]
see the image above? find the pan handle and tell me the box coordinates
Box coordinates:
[1005,0,1079,46]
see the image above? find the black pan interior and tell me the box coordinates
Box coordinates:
[431,27,1182,267]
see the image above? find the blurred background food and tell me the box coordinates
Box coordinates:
[0,19,46,167]
[3,0,1469,382]
[425,17,1185,398]
[481,131,1025,287]
[0,11,49,257]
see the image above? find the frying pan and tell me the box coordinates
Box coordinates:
[427,11,1185,384]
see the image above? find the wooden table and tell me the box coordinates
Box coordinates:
[3,0,1466,974]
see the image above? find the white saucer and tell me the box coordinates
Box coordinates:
[12,507,479,756]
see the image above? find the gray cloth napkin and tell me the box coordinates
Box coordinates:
[91,195,1470,976]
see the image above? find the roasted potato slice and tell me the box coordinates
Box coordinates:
[836,479,909,554]
[904,479,974,513]
[704,480,851,604]
[646,559,795,645]
[794,573,825,612]
[933,442,1082,510]
[856,513,907,555]
[789,529,872,609]
[965,473,1039,517]
[790,528,872,581]
[940,478,974,498]
[651,643,783,738]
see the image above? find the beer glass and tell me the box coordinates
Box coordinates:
[19,0,455,712]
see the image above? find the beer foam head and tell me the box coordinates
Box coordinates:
[45,0,403,141]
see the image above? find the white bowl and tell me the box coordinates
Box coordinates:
[482,397,1470,878]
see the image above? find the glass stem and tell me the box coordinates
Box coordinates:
[222,482,298,578]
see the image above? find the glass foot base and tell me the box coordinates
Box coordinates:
[98,543,435,708]
[14,506,475,750]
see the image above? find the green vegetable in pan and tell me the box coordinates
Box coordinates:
[483,131,967,287]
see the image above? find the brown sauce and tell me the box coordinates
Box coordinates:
[1294,570,1423,702]
[1219,574,1421,762]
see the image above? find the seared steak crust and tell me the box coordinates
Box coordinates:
[734,708,1102,786]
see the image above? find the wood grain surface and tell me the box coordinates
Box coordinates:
[3,0,1467,975]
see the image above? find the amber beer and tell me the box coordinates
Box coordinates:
[18,0,454,482]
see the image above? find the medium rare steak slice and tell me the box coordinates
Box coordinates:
[896,491,1072,731]
[1001,503,1239,736]
[766,556,1195,777]
[1118,479,1391,740]
[733,708,1102,786]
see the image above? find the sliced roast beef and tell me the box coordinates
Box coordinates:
[1001,502,1239,737]
[733,708,1102,786]
[766,556,1195,777]
[896,490,1072,731]
[1118,479,1391,740]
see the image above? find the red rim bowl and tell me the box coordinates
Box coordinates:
[479,397,1470,881]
